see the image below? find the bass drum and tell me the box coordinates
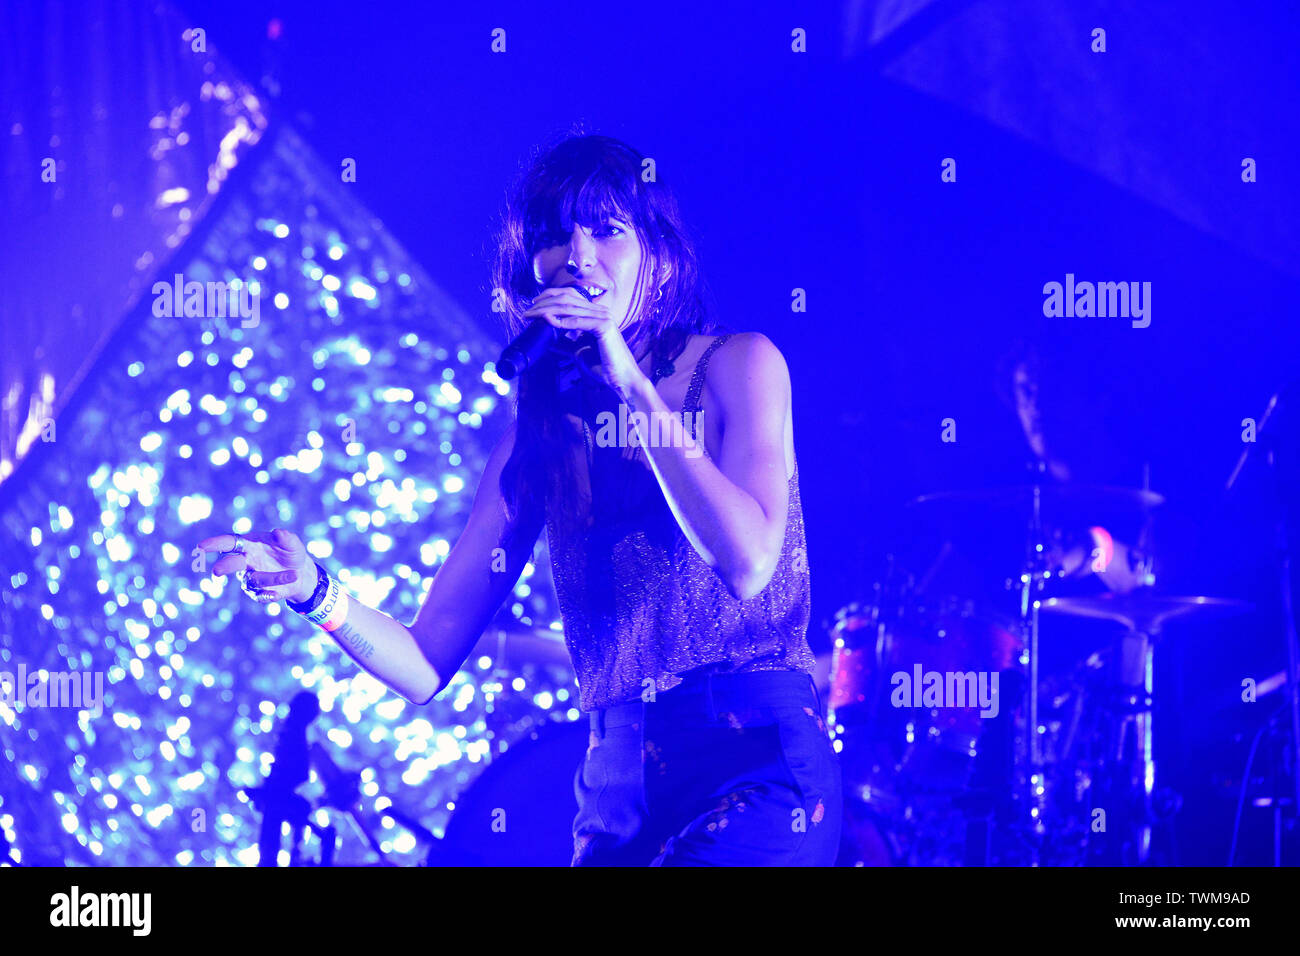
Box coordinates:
[829,594,1022,807]
[435,718,589,866]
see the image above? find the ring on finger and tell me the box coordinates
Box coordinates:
[244,582,274,602]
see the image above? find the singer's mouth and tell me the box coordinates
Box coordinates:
[575,284,606,299]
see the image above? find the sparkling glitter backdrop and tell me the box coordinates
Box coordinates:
[0,124,575,866]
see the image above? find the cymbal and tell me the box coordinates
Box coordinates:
[469,625,573,670]
[1039,592,1251,634]
[910,484,1164,516]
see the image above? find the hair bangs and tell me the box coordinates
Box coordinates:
[523,169,642,262]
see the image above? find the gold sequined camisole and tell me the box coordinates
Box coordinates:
[543,333,815,711]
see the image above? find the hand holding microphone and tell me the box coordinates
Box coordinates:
[497,285,598,379]
[503,283,647,398]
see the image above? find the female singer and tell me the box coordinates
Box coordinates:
[198,134,840,866]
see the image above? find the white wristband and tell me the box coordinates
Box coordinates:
[301,574,350,632]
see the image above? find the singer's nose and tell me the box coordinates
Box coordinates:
[565,227,596,274]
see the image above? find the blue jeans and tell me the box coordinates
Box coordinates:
[572,669,843,866]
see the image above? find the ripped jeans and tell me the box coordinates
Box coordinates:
[572,668,842,866]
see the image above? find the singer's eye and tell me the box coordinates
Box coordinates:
[532,222,624,248]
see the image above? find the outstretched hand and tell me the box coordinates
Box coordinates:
[195,529,317,604]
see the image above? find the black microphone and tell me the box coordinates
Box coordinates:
[496,285,594,379]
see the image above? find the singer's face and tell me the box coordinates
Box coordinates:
[531,218,648,330]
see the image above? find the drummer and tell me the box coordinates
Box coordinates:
[998,340,1154,596]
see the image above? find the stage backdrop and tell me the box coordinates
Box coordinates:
[0,0,270,485]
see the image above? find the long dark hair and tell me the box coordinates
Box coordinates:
[491,132,724,543]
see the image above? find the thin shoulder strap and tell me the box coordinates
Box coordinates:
[684,333,734,440]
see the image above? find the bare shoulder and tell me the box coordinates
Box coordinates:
[704,332,792,412]
[699,332,797,482]
[712,330,788,365]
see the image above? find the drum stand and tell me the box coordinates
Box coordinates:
[1008,466,1051,865]
[1264,518,1300,864]
[1087,628,1156,864]
[1242,420,1300,863]
[1226,387,1300,864]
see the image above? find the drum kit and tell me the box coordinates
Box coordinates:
[827,470,1253,866]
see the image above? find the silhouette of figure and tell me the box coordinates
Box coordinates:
[247,691,320,866]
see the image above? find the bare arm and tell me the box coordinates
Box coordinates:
[200,421,544,704]
[403,420,545,699]
[626,332,792,601]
